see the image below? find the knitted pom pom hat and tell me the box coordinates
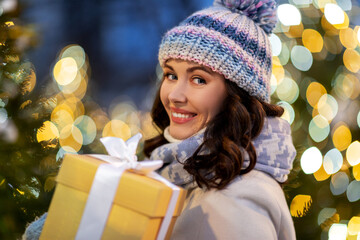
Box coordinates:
[158,0,277,103]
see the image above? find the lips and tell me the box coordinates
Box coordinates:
[170,107,197,124]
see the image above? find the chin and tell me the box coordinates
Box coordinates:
[169,126,196,140]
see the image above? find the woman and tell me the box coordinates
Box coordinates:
[24,0,296,239]
[144,0,297,239]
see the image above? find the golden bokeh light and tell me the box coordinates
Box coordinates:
[348,216,360,236]
[53,57,78,86]
[332,124,352,151]
[302,29,323,53]
[334,73,360,100]
[51,104,74,130]
[353,164,360,181]
[306,82,327,107]
[346,141,360,166]
[314,164,331,181]
[269,34,282,56]
[36,121,59,148]
[102,120,131,141]
[290,195,312,217]
[284,23,304,38]
[141,112,159,140]
[343,49,360,73]
[339,28,358,49]
[59,125,83,152]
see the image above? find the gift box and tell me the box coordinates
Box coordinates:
[40,147,186,239]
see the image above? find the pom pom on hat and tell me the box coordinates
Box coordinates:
[213,0,277,34]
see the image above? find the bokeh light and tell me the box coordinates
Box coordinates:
[276,77,299,104]
[102,119,131,140]
[314,164,331,181]
[53,57,78,86]
[309,115,330,142]
[358,111,360,128]
[318,208,337,226]
[306,82,327,108]
[333,73,360,100]
[323,148,343,174]
[277,4,302,26]
[317,94,338,121]
[353,164,360,181]
[302,29,323,53]
[290,194,312,217]
[278,101,295,124]
[343,49,360,73]
[339,28,358,49]
[74,115,96,145]
[330,172,349,196]
[328,223,347,240]
[36,121,59,148]
[60,45,86,69]
[346,141,360,166]
[332,124,352,151]
[301,147,322,174]
[324,4,345,25]
[269,34,282,56]
[348,216,360,236]
[291,45,313,71]
[347,180,360,202]
[59,125,83,152]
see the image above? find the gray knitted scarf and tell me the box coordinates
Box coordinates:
[150,117,296,189]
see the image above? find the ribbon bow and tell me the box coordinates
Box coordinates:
[75,133,179,240]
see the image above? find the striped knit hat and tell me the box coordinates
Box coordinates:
[158,0,277,103]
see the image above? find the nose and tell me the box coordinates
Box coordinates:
[168,79,187,104]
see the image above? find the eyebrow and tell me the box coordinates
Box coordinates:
[163,62,214,75]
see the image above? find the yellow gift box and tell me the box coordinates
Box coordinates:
[40,154,186,240]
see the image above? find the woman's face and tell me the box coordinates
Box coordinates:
[160,59,227,140]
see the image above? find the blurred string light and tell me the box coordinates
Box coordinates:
[348,217,360,238]
[317,94,338,121]
[318,208,337,226]
[277,4,302,26]
[357,111,360,128]
[276,77,299,103]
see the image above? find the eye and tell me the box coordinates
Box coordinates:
[192,77,206,85]
[163,73,177,81]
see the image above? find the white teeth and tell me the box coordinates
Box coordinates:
[172,112,193,119]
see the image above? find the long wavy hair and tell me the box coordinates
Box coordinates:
[144,80,284,190]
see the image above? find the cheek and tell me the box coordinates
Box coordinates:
[159,83,168,107]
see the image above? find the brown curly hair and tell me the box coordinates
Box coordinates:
[144,80,284,190]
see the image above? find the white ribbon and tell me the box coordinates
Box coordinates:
[75,133,180,240]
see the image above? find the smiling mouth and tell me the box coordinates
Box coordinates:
[170,109,197,123]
